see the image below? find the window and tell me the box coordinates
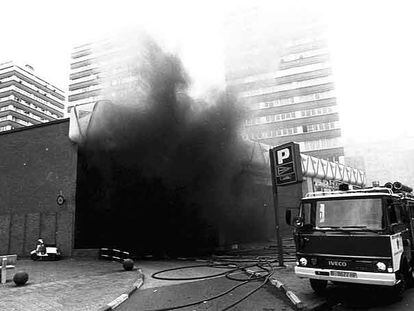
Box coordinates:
[389,202,402,224]
[315,198,383,230]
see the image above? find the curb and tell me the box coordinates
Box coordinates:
[97,268,145,311]
[245,268,304,310]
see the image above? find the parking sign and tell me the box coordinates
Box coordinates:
[270,142,302,186]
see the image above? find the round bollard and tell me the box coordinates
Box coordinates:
[123,258,134,271]
[13,272,29,286]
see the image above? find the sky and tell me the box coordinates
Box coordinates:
[2,0,414,144]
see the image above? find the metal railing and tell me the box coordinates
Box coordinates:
[305,187,394,198]
[301,153,365,187]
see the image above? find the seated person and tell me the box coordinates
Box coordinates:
[36,239,46,255]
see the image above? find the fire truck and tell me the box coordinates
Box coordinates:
[286,182,414,296]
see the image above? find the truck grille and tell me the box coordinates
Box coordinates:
[299,256,385,272]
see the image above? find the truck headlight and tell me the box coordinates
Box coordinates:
[376,262,386,271]
[299,257,308,266]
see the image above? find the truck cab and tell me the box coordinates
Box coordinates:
[287,182,414,296]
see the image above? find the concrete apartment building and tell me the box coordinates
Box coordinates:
[68,34,145,112]
[0,61,65,132]
[68,43,104,110]
[224,8,344,162]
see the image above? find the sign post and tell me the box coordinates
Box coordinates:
[269,142,303,266]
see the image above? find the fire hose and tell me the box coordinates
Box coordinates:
[144,259,276,311]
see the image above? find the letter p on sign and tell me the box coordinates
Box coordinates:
[277,148,290,164]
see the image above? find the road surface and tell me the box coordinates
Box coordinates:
[316,283,414,310]
[118,274,294,311]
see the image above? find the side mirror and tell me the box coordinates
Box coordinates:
[285,209,292,225]
[286,209,303,227]
[293,216,304,228]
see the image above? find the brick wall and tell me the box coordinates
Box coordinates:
[0,119,77,257]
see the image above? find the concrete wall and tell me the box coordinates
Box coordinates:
[0,119,77,257]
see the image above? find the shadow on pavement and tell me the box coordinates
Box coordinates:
[316,283,403,310]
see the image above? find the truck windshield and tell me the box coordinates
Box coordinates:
[303,198,384,230]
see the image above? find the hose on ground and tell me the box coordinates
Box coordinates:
[144,259,275,311]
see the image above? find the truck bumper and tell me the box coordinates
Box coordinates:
[295,266,397,286]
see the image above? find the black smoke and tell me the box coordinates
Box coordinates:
[75,37,274,256]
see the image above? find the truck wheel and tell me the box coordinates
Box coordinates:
[406,267,414,287]
[392,272,407,299]
[310,279,327,294]
[30,253,39,261]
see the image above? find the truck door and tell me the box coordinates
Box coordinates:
[389,200,411,259]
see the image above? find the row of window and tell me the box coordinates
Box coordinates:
[227,62,331,86]
[0,65,63,95]
[70,95,103,105]
[256,90,335,110]
[240,76,333,98]
[1,86,63,113]
[70,63,98,74]
[0,95,59,119]
[299,137,343,152]
[0,76,63,103]
[0,125,13,132]
[70,46,127,69]
[246,105,337,126]
[243,121,340,140]
[301,106,335,118]
[69,75,142,96]
[0,105,48,122]
[280,48,328,62]
[264,111,296,123]
[305,122,338,133]
[69,73,99,85]
[0,115,33,126]
[69,84,101,96]
[70,64,133,83]
[70,53,139,75]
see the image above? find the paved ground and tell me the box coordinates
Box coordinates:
[0,258,138,311]
[120,260,326,311]
[270,264,326,310]
[119,273,294,311]
[0,257,328,311]
[315,283,414,310]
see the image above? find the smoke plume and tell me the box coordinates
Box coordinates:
[75,33,274,256]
